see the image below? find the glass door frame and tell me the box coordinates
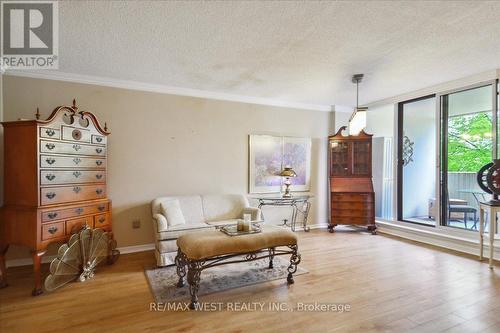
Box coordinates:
[438,80,499,229]
[396,94,436,226]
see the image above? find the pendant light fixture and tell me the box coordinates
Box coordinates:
[349,74,368,135]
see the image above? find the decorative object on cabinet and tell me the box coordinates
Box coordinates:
[44,227,119,292]
[279,167,297,198]
[328,126,376,234]
[0,99,118,296]
[248,135,311,194]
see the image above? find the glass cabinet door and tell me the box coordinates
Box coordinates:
[330,141,349,176]
[352,141,371,176]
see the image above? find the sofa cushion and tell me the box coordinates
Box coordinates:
[156,223,214,240]
[152,196,204,225]
[160,200,186,227]
[202,194,249,222]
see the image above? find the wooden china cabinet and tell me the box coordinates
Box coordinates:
[328,126,376,234]
[0,100,115,295]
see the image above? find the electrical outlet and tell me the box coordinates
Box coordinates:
[132,220,141,229]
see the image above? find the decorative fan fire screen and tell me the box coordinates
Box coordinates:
[44,227,119,292]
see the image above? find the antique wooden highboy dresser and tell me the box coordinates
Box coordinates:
[0,100,114,295]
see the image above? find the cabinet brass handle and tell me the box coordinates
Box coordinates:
[96,148,103,154]
[45,143,55,150]
[73,157,82,165]
[46,192,56,199]
[95,189,103,195]
[73,171,82,178]
[75,208,84,214]
[46,158,56,165]
[48,226,58,234]
[98,217,106,223]
[45,174,56,181]
[96,174,103,180]
[96,160,103,166]
[73,186,81,193]
[46,129,56,137]
[72,144,81,151]
[96,137,103,143]
[47,212,58,219]
[98,205,106,212]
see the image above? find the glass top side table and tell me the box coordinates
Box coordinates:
[251,195,313,232]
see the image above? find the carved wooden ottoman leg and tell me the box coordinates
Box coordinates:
[175,249,187,288]
[0,244,9,289]
[268,247,275,269]
[187,260,203,310]
[287,244,301,284]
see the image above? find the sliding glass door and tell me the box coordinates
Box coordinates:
[440,84,495,230]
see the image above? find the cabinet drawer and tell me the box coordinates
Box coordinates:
[40,140,106,156]
[61,126,91,143]
[331,217,374,226]
[331,202,370,210]
[94,213,110,228]
[40,170,106,185]
[332,193,373,203]
[332,208,373,218]
[40,185,106,206]
[66,217,93,235]
[91,134,107,145]
[42,202,109,222]
[39,127,60,139]
[42,222,65,240]
[40,154,106,169]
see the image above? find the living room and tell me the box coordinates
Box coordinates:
[1,1,499,333]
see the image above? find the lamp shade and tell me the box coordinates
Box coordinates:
[279,167,297,177]
[349,107,367,135]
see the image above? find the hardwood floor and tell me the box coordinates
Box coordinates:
[1,227,499,333]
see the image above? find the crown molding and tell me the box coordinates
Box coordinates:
[4,70,333,112]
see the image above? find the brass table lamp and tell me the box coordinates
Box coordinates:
[280,167,297,198]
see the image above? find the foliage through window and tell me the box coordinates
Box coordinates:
[448,112,492,172]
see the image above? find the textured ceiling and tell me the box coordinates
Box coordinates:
[49,1,500,107]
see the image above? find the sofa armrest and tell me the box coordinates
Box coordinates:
[153,213,168,232]
[242,207,262,222]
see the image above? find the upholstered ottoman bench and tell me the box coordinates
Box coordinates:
[175,225,301,309]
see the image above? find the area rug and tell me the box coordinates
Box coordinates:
[145,256,308,303]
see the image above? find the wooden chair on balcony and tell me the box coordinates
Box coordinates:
[446,190,478,229]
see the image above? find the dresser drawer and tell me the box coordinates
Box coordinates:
[40,140,106,157]
[39,127,60,139]
[40,185,106,206]
[66,217,93,235]
[41,202,109,222]
[94,213,110,228]
[40,155,106,169]
[332,216,374,226]
[331,193,373,203]
[332,208,374,218]
[331,202,370,210]
[61,126,91,143]
[91,134,107,145]
[40,170,106,185]
[42,222,65,241]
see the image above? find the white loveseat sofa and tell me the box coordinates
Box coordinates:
[151,194,262,266]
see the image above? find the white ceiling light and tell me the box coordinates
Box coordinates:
[349,74,367,135]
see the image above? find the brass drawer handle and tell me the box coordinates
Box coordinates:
[47,212,58,219]
[96,160,103,166]
[48,226,58,234]
[72,144,82,151]
[73,186,81,193]
[73,157,82,165]
[46,192,56,199]
[96,189,103,195]
[98,205,106,212]
[98,217,106,224]
[46,129,56,137]
[96,174,103,180]
[96,137,103,143]
[45,174,56,181]
[75,208,84,214]
[73,171,82,178]
[46,158,56,165]
[96,148,103,154]
[45,143,55,150]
